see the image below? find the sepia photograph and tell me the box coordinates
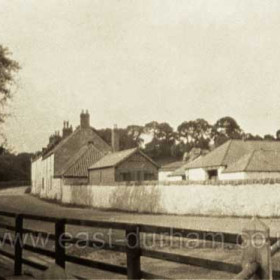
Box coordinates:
[1,0,280,279]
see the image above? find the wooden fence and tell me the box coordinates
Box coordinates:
[0,211,279,279]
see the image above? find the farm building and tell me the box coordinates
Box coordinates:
[31,110,158,199]
[159,148,209,182]
[159,161,185,181]
[183,140,280,181]
[31,111,112,198]
[88,148,159,185]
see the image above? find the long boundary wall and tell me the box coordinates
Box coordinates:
[60,184,280,217]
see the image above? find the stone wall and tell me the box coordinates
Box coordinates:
[60,183,280,217]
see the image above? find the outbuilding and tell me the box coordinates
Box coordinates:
[88,148,159,185]
[184,140,280,181]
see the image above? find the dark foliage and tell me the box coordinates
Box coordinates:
[0,151,33,181]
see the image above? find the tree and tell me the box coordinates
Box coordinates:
[264,134,275,141]
[126,125,144,146]
[144,121,175,159]
[243,133,263,141]
[0,152,33,181]
[0,45,20,146]
[276,130,280,140]
[177,119,212,151]
[97,126,142,151]
[212,116,243,147]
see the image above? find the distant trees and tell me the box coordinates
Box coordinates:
[264,134,275,141]
[0,152,32,181]
[100,115,280,162]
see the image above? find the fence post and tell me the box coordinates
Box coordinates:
[241,217,272,280]
[14,214,23,275]
[126,225,141,279]
[55,219,66,269]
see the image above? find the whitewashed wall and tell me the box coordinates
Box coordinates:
[31,154,61,199]
[158,171,172,181]
[60,184,280,217]
[244,172,280,179]
[31,156,43,195]
[167,176,184,181]
[188,168,207,180]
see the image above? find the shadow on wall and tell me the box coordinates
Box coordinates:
[109,185,163,213]
[71,186,93,206]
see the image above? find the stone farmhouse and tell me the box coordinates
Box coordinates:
[182,140,280,181]
[31,111,158,199]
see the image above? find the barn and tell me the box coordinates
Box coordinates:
[88,148,159,185]
[184,140,280,181]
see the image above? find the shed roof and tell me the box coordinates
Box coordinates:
[89,148,159,170]
[184,140,280,170]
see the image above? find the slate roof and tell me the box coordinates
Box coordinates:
[62,144,105,177]
[223,149,280,173]
[89,148,159,170]
[184,140,280,170]
[43,126,111,159]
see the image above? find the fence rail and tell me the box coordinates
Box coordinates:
[0,211,279,279]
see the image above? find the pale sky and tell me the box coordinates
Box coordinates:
[1,0,280,153]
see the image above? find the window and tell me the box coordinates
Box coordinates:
[207,169,218,180]
[144,172,154,181]
[121,172,131,182]
[136,171,142,181]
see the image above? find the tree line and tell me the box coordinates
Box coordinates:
[98,117,280,161]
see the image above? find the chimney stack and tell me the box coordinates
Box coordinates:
[48,131,61,147]
[80,110,90,129]
[112,124,120,152]
[62,121,73,138]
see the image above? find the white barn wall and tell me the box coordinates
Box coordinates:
[244,172,280,179]
[188,168,207,181]
[158,171,172,181]
[167,176,183,182]
[60,184,280,217]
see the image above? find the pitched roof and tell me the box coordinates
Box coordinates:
[89,148,159,170]
[168,166,186,177]
[43,126,111,159]
[184,140,280,170]
[61,144,104,177]
[223,149,280,173]
[160,161,185,171]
